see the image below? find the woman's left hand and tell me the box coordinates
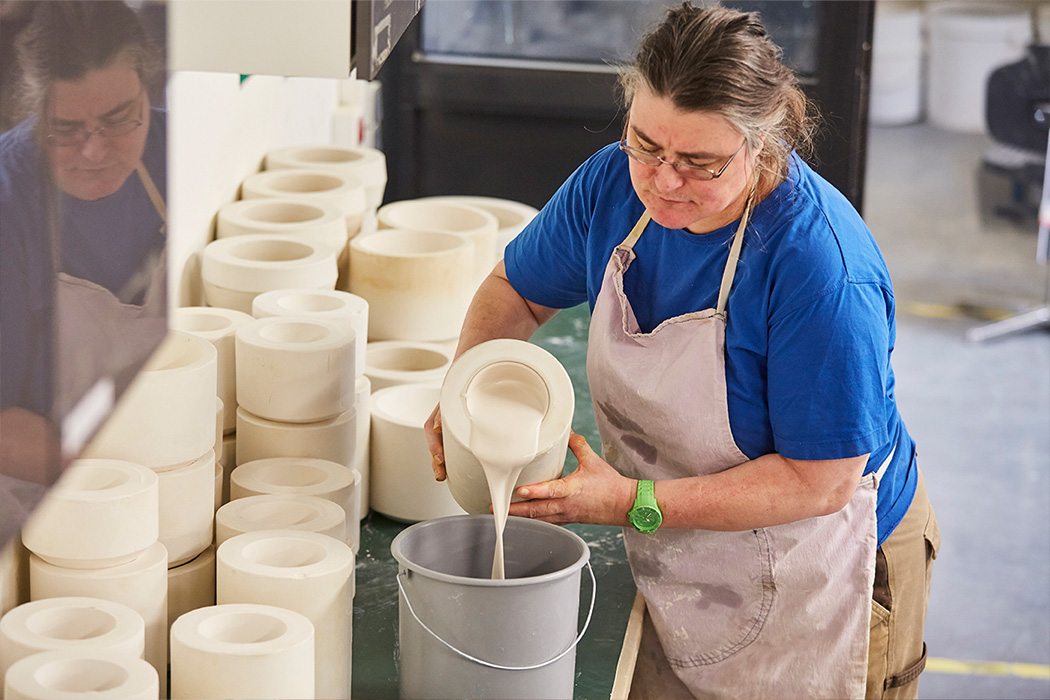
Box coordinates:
[508,431,635,527]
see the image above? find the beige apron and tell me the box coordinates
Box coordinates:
[53,162,167,419]
[587,210,879,699]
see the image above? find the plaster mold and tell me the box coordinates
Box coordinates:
[169,307,255,435]
[364,340,453,392]
[370,384,466,522]
[29,542,168,698]
[440,339,574,515]
[1,541,30,618]
[230,458,361,553]
[0,597,145,685]
[201,234,337,314]
[169,604,314,700]
[214,460,223,512]
[3,650,158,700]
[220,435,236,503]
[422,195,538,262]
[166,546,216,655]
[353,376,371,517]
[377,200,498,289]
[84,332,217,470]
[236,317,356,423]
[20,460,158,569]
[156,451,216,568]
[241,169,367,238]
[214,398,224,456]
[235,406,355,471]
[215,495,346,546]
[265,144,387,210]
[217,198,347,260]
[349,229,474,342]
[252,288,369,379]
[217,531,354,699]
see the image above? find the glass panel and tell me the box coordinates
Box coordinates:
[420,0,818,75]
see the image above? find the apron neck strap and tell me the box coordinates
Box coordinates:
[135,161,167,224]
[619,210,652,250]
[715,187,755,317]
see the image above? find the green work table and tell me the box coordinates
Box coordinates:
[351,305,638,699]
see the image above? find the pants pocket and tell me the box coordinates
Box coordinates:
[866,600,891,699]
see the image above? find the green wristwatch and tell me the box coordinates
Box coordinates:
[628,479,663,534]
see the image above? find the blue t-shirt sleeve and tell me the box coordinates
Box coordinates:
[505,146,614,309]
[766,280,894,460]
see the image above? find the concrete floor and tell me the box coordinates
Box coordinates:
[864,124,1050,699]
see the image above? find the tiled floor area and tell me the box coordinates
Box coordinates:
[864,124,1049,699]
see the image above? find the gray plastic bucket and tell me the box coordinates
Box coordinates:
[391,514,594,700]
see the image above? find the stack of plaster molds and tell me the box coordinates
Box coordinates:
[169,306,255,509]
[264,145,387,213]
[240,169,369,289]
[19,459,168,696]
[249,289,370,516]
[234,316,362,551]
[419,195,539,264]
[83,332,218,570]
[216,530,354,699]
[0,596,149,699]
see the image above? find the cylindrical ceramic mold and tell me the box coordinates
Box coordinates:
[377,200,498,287]
[84,332,217,470]
[235,406,355,470]
[214,398,224,459]
[3,650,158,700]
[364,340,453,393]
[370,384,466,522]
[217,531,354,700]
[0,597,145,686]
[353,376,371,517]
[220,435,236,501]
[236,316,356,423]
[156,450,216,568]
[241,169,367,237]
[349,229,474,342]
[230,458,361,553]
[440,339,574,515]
[169,306,255,435]
[201,234,337,314]
[217,198,347,258]
[264,144,387,210]
[927,3,1032,133]
[29,542,168,698]
[166,545,216,659]
[215,495,346,546]
[169,603,314,700]
[421,195,538,263]
[252,288,369,379]
[20,460,159,569]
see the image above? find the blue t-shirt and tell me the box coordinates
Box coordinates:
[505,143,917,545]
[0,111,167,415]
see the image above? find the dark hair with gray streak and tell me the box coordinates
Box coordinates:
[619,2,817,193]
[14,1,160,120]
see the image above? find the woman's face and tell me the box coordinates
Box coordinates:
[44,53,149,202]
[625,84,753,234]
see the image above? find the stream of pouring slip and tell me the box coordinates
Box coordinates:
[466,379,543,579]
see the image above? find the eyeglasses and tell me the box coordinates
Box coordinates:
[45,94,145,147]
[619,130,745,181]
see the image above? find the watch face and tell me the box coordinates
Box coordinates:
[630,506,662,533]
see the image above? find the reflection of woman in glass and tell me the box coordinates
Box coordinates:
[0,1,165,510]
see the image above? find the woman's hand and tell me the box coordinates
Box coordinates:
[423,404,446,481]
[508,431,635,527]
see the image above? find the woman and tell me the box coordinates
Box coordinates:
[426,4,938,698]
[0,1,166,546]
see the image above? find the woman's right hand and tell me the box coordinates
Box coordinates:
[423,404,446,481]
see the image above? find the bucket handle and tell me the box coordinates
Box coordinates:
[396,561,597,672]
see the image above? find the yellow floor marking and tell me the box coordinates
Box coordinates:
[897,301,1015,322]
[927,657,1050,680]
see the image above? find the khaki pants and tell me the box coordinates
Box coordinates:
[866,466,940,699]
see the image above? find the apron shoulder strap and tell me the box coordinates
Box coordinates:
[620,210,651,250]
[135,161,167,224]
[715,188,755,317]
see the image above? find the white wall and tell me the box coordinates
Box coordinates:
[165,72,343,307]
